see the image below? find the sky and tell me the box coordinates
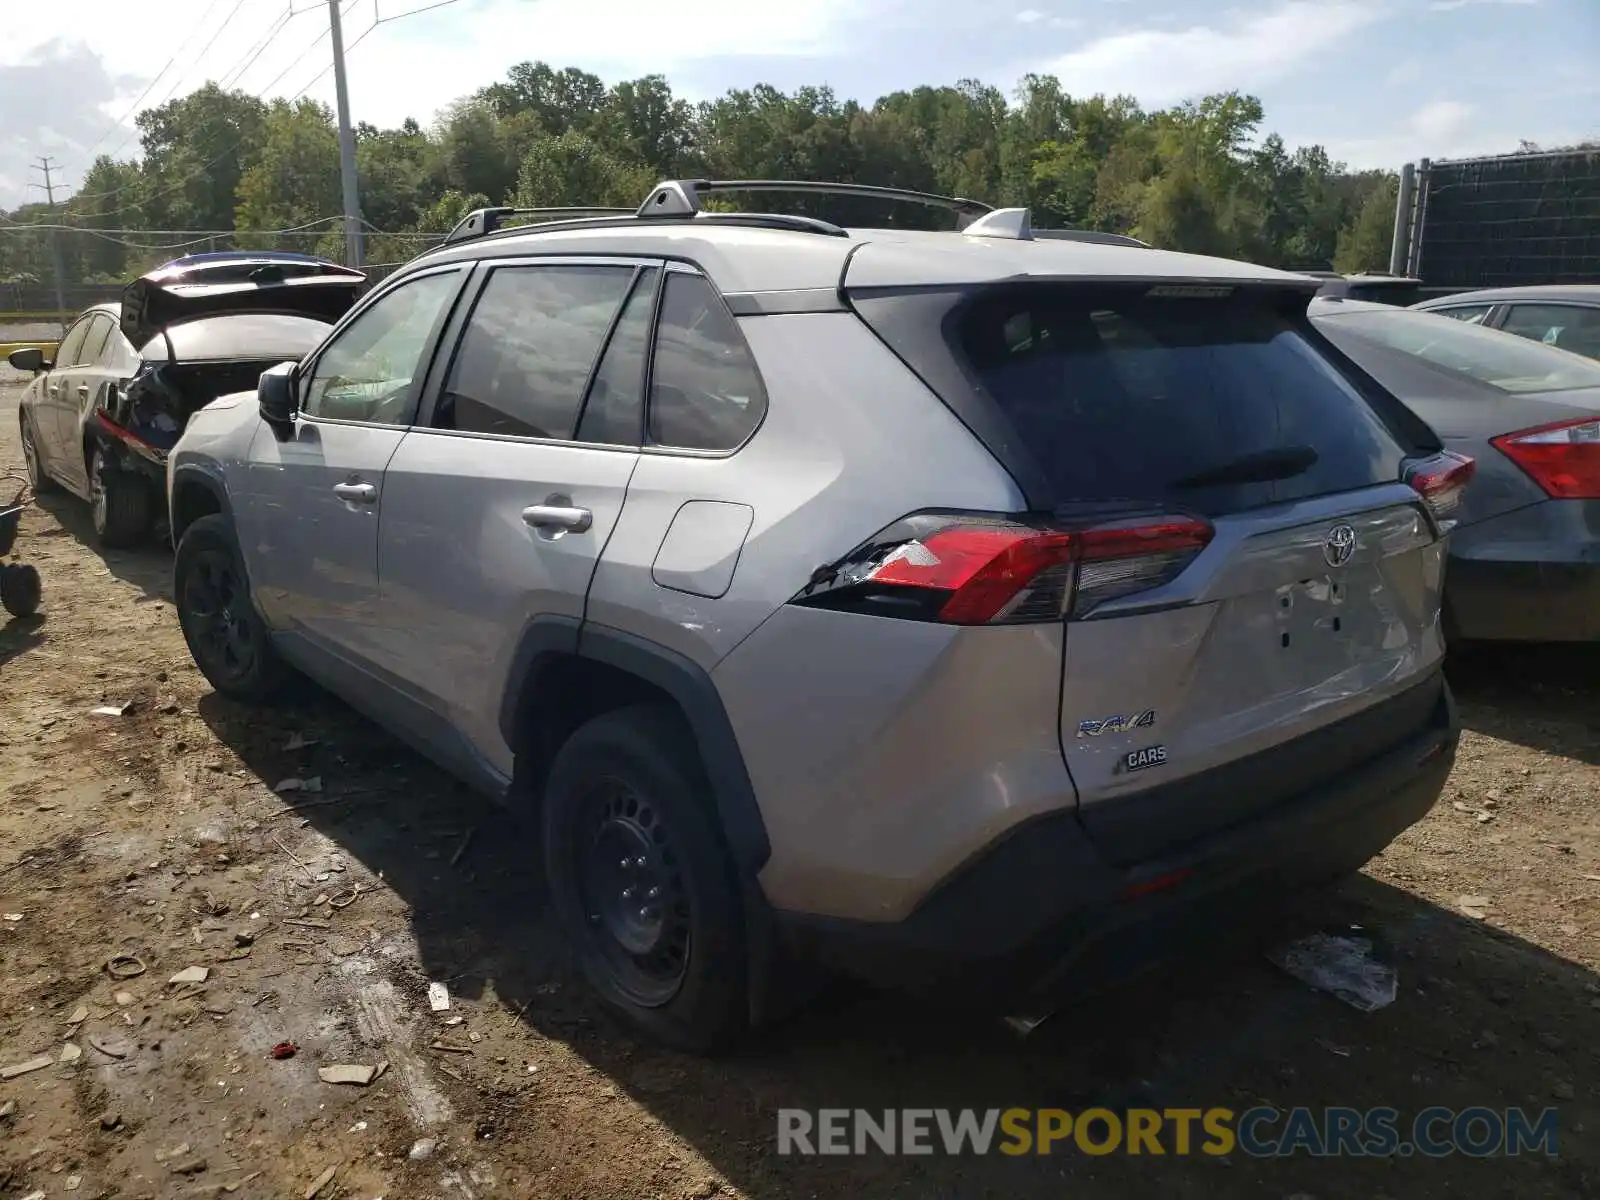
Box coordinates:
[1,0,1595,210]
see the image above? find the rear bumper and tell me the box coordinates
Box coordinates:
[1447,500,1600,642]
[778,673,1457,1001]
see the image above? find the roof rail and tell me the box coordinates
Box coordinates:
[636,179,993,221]
[443,205,635,245]
[1032,228,1150,249]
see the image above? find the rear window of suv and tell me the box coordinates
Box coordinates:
[954,287,1410,515]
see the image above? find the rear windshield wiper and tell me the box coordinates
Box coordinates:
[1171,444,1319,490]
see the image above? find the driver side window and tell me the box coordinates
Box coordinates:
[302,270,460,425]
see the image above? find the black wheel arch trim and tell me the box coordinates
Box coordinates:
[498,616,771,875]
[167,463,235,547]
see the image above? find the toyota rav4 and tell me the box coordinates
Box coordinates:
[167,181,1470,1050]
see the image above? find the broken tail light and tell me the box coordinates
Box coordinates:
[791,511,1213,625]
[1491,417,1600,500]
[1403,450,1475,526]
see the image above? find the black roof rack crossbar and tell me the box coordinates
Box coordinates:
[444,205,636,245]
[637,179,993,220]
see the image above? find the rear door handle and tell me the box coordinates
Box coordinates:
[333,482,377,504]
[521,504,592,533]
[76,385,89,397]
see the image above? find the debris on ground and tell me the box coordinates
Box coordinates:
[317,1062,387,1086]
[304,1162,340,1198]
[409,1137,438,1161]
[105,954,146,979]
[90,702,131,717]
[169,965,210,985]
[270,1041,299,1060]
[59,1041,82,1064]
[274,776,323,794]
[67,1005,88,1025]
[0,1098,17,1119]
[428,981,451,1012]
[1268,933,1399,1012]
[284,732,319,751]
[1,1054,54,1080]
[88,1034,131,1060]
[1459,894,1493,919]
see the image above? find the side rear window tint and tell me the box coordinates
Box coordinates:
[576,268,658,447]
[439,264,634,440]
[647,273,766,451]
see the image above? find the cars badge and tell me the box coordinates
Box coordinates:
[1322,524,1357,568]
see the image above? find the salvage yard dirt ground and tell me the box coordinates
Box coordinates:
[1,364,1598,1199]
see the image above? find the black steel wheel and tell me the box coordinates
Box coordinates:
[543,705,749,1052]
[174,514,289,702]
[577,777,694,1006]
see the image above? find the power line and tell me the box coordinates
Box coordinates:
[99,0,254,165]
[47,0,470,227]
[64,0,361,215]
[77,0,236,165]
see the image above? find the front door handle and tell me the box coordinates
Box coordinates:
[76,385,89,399]
[333,482,377,505]
[521,504,593,533]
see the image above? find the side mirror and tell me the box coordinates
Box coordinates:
[258,361,299,429]
[8,347,45,373]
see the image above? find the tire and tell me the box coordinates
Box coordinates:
[173,513,291,703]
[0,564,41,618]
[19,415,56,494]
[89,446,151,548]
[543,704,749,1052]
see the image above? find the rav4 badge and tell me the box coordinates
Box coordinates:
[1076,709,1156,738]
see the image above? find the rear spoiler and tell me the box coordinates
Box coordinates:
[120,257,366,348]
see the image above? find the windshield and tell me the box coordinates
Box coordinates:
[1321,307,1600,394]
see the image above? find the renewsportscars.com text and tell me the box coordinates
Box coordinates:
[776,1106,1558,1158]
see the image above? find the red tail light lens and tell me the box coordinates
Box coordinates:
[793,512,1213,625]
[1403,449,1475,525]
[1491,418,1600,499]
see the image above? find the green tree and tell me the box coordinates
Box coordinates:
[1334,176,1400,273]
[233,99,342,241]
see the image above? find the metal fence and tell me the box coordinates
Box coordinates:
[1396,148,1600,289]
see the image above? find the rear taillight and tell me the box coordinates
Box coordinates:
[1491,417,1600,500]
[1403,449,1475,525]
[792,512,1213,625]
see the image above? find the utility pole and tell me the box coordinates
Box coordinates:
[32,157,68,328]
[327,0,364,267]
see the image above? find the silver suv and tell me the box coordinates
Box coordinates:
[168,180,1470,1050]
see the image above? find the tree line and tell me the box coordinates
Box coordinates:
[1,63,1403,291]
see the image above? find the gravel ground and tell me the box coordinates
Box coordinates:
[1,367,1597,1199]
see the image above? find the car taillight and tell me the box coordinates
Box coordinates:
[1491,417,1600,500]
[792,512,1213,625]
[1403,449,1475,525]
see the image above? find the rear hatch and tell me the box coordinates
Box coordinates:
[848,274,1464,866]
[120,254,365,348]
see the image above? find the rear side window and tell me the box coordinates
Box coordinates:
[647,273,766,451]
[54,317,93,367]
[439,264,634,440]
[958,289,1408,514]
[80,316,114,366]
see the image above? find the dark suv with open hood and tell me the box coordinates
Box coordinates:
[11,251,364,546]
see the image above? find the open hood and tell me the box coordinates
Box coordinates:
[120,253,366,348]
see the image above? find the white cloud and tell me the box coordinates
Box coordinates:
[1309,98,1584,168]
[1036,2,1385,106]
[0,0,858,201]
[1016,8,1047,21]
[1429,0,1537,12]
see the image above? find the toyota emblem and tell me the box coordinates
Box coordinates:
[1322,524,1357,568]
